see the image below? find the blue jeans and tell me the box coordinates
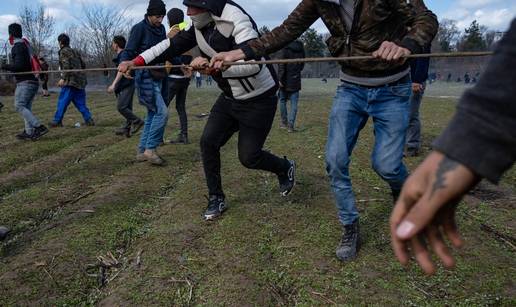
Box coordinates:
[279,90,299,127]
[325,80,411,225]
[14,81,40,134]
[54,86,92,123]
[406,83,426,150]
[138,80,168,152]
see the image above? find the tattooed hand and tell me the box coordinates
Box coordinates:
[390,151,479,274]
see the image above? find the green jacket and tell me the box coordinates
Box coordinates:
[242,0,438,78]
[59,46,87,89]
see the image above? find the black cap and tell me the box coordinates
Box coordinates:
[147,0,166,16]
[183,0,226,17]
[8,23,22,38]
[167,8,184,27]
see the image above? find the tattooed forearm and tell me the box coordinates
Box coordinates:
[429,157,460,199]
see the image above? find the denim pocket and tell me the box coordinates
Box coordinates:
[389,83,411,98]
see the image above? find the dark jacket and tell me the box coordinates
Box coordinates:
[59,46,87,89]
[113,51,134,94]
[122,17,167,111]
[121,17,167,63]
[410,44,430,84]
[242,0,438,79]
[39,61,49,82]
[2,41,37,83]
[278,41,305,92]
[433,19,516,183]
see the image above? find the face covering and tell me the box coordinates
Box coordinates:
[190,12,213,29]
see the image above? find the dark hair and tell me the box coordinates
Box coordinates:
[113,35,126,49]
[8,23,23,38]
[57,33,70,47]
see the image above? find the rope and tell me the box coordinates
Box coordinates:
[0,51,493,76]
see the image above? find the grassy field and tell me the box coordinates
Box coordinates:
[0,79,514,306]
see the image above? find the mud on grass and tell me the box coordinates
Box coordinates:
[1,81,515,305]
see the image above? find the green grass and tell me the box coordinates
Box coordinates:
[0,79,514,305]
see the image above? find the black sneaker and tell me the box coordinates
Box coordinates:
[204,195,227,221]
[404,147,419,157]
[336,219,360,262]
[32,125,49,140]
[16,131,32,140]
[85,118,95,126]
[0,226,10,241]
[0,102,4,112]
[278,158,296,196]
[169,133,189,145]
[131,119,144,134]
[115,127,129,136]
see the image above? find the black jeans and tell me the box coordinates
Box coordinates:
[116,84,140,126]
[201,93,290,197]
[167,78,190,135]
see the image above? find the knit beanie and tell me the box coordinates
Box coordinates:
[147,0,166,16]
[167,8,184,27]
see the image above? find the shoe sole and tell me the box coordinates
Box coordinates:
[31,129,49,141]
[204,206,227,221]
[280,160,296,197]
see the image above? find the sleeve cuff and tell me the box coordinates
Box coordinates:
[432,110,515,184]
[400,37,422,55]
[240,45,257,60]
[133,56,146,67]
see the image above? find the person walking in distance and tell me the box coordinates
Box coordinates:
[50,33,95,127]
[39,57,50,97]
[1,23,49,140]
[277,40,305,132]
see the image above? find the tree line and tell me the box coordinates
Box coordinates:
[9,4,507,68]
[9,3,131,68]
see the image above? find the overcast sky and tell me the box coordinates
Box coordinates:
[0,0,514,40]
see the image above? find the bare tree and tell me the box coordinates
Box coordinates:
[432,19,460,52]
[78,4,132,66]
[18,4,55,56]
[63,24,91,59]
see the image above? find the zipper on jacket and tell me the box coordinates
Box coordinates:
[347,0,362,56]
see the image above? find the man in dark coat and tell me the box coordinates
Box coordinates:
[1,23,48,140]
[121,0,169,165]
[277,40,305,132]
[108,35,144,137]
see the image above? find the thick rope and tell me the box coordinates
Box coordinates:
[0,51,493,76]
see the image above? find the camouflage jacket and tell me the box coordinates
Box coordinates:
[242,0,438,78]
[59,46,87,89]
